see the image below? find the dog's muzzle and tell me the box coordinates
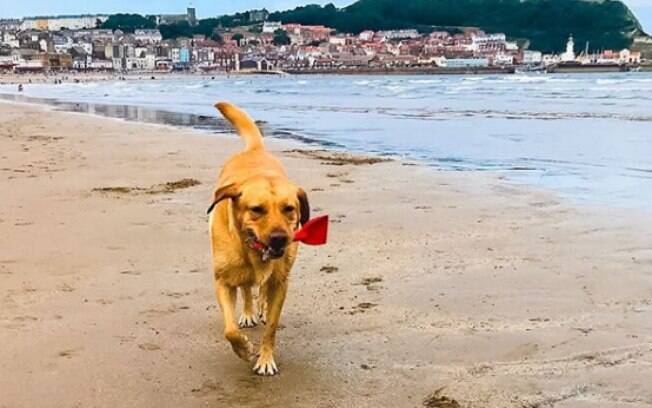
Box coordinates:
[245,230,286,261]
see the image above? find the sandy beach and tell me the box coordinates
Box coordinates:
[1,101,651,408]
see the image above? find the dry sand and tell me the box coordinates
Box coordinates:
[1,102,651,408]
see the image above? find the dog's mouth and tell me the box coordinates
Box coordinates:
[244,230,285,261]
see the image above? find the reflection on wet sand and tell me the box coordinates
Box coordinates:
[0,93,342,148]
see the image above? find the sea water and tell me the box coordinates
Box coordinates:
[2,73,651,209]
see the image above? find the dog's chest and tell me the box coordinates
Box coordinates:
[226,260,274,287]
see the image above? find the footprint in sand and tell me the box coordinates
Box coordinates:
[320,265,339,274]
[356,277,384,291]
[191,380,224,398]
[138,343,161,351]
[57,348,81,359]
[348,302,378,315]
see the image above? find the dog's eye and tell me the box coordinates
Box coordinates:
[283,205,295,213]
[250,206,265,214]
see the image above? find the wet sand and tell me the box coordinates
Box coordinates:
[1,102,651,407]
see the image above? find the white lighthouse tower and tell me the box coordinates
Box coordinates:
[561,34,576,62]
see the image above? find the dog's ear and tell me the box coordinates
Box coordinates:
[297,188,310,225]
[207,183,241,215]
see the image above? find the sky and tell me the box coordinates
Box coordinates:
[1,0,650,33]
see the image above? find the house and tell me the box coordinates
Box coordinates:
[262,22,282,34]
[1,31,20,48]
[0,54,19,71]
[444,57,489,68]
[89,59,113,70]
[21,15,108,31]
[69,46,91,69]
[0,19,22,32]
[376,29,419,41]
[619,49,641,64]
[239,56,271,71]
[359,31,375,42]
[134,29,162,44]
[492,52,514,66]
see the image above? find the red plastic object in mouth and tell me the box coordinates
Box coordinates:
[294,215,329,246]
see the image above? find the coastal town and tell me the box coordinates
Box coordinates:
[0,7,650,76]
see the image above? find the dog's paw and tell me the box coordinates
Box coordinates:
[226,332,255,362]
[253,352,278,376]
[238,313,258,328]
[257,310,267,325]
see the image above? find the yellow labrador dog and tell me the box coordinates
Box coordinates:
[208,102,309,376]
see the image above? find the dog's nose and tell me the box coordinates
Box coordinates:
[268,232,288,251]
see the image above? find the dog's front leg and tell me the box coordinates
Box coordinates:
[215,280,254,362]
[253,276,287,376]
[238,286,258,328]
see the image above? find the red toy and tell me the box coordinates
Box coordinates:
[294,215,329,245]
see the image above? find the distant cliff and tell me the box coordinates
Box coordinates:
[269,0,646,52]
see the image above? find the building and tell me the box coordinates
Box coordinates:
[0,19,22,31]
[471,33,506,52]
[1,31,20,48]
[444,57,489,68]
[262,21,282,34]
[376,29,420,41]
[248,9,269,23]
[157,8,196,26]
[359,31,375,42]
[619,49,641,64]
[134,29,162,44]
[21,15,108,31]
[522,50,543,65]
[239,56,271,71]
[561,34,575,62]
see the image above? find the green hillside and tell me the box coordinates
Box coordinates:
[269,0,646,52]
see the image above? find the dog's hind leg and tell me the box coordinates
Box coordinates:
[253,276,288,376]
[238,286,258,328]
[215,281,254,362]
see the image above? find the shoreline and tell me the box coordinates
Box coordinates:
[2,102,652,407]
[2,88,651,216]
[2,63,652,85]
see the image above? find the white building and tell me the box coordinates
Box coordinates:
[359,30,375,42]
[90,59,113,70]
[134,29,162,44]
[493,52,514,66]
[262,21,282,34]
[471,33,506,51]
[523,50,543,65]
[377,29,420,41]
[1,31,20,48]
[329,36,346,46]
[442,57,489,68]
[543,54,561,66]
[21,15,109,31]
[560,34,575,62]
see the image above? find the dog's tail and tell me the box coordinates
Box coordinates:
[215,102,264,152]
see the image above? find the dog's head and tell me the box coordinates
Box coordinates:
[208,177,309,259]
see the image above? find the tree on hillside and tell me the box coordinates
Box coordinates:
[268,0,644,52]
[100,14,156,32]
[210,31,224,44]
[272,29,291,46]
[159,21,193,39]
[232,33,244,45]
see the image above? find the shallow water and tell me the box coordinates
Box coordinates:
[2,73,651,209]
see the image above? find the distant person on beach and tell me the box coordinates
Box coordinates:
[18,84,23,92]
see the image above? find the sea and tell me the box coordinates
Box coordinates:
[2,72,651,209]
